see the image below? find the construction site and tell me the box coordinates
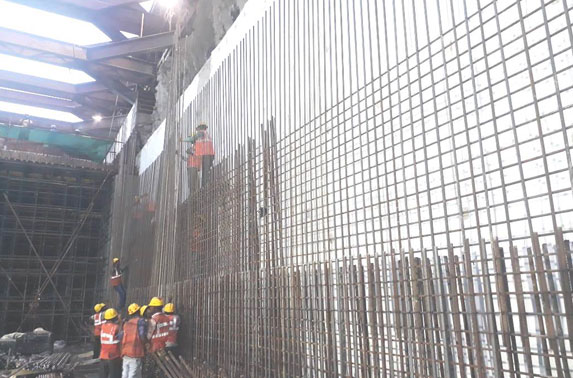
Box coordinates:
[1,0,573,376]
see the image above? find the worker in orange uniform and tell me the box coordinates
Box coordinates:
[183,145,201,194]
[146,297,170,353]
[182,123,215,187]
[100,308,123,378]
[121,303,146,378]
[90,303,107,358]
[111,258,127,310]
[163,303,180,356]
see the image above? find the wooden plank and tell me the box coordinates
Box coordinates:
[530,233,563,377]
[555,228,573,354]
[509,245,534,375]
[446,245,467,378]
[491,240,518,378]
[541,243,571,377]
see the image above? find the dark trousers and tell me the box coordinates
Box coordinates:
[201,155,214,187]
[165,345,179,358]
[99,358,122,378]
[113,284,126,310]
[187,167,199,194]
[92,336,101,359]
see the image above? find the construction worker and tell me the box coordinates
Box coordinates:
[183,145,201,194]
[121,303,146,378]
[111,258,126,310]
[182,123,215,187]
[147,297,170,353]
[163,303,180,356]
[100,308,123,378]
[91,303,107,359]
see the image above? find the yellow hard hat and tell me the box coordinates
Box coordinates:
[148,297,164,307]
[112,257,119,263]
[163,303,175,314]
[104,308,118,320]
[139,305,148,317]
[127,303,141,316]
[94,303,105,313]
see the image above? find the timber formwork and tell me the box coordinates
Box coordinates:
[0,153,112,341]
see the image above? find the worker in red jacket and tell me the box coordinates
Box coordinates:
[90,303,107,359]
[146,297,170,353]
[182,123,215,187]
[163,303,180,356]
[100,308,122,378]
[121,303,146,378]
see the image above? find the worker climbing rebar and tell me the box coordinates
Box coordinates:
[182,123,215,187]
[110,258,126,310]
[182,144,201,194]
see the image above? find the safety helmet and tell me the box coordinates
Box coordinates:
[139,305,149,317]
[112,257,119,264]
[149,297,164,307]
[163,303,175,314]
[94,303,105,313]
[127,303,141,316]
[196,123,208,130]
[104,308,118,320]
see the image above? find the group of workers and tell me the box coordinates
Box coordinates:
[91,297,180,378]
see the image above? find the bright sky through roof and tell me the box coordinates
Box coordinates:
[0,1,111,45]
[0,54,95,84]
[0,0,113,122]
[0,101,83,123]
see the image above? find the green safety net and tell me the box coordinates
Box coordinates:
[0,124,113,162]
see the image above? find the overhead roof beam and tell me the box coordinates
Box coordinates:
[0,88,82,114]
[0,27,155,77]
[0,70,109,99]
[5,0,166,36]
[87,32,174,60]
[52,0,146,10]
[0,110,125,133]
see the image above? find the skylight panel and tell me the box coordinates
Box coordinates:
[0,101,83,123]
[0,54,95,84]
[0,0,111,45]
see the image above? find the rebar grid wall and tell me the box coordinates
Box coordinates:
[0,158,112,341]
[114,0,573,376]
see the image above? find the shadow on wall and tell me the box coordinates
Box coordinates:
[153,0,246,129]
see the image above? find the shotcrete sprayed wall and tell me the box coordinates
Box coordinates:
[153,0,247,128]
[111,0,573,376]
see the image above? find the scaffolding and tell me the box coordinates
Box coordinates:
[0,152,112,341]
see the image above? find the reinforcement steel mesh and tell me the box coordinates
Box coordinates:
[110,0,573,376]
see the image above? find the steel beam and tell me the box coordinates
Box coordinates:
[0,27,155,76]
[0,110,125,132]
[5,0,167,36]
[0,87,82,114]
[88,32,174,60]
[53,0,145,10]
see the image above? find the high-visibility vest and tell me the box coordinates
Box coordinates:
[165,314,180,345]
[150,312,170,352]
[100,322,121,360]
[93,312,105,336]
[121,317,145,358]
[187,154,202,169]
[195,132,215,156]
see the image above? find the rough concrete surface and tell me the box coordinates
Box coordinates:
[152,0,246,129]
